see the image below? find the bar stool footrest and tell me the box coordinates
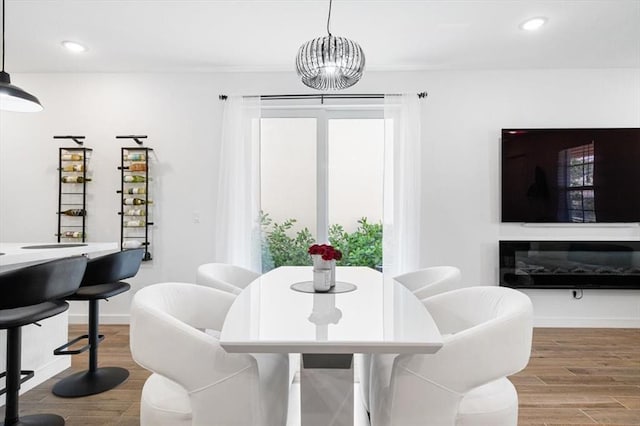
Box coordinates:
[0,369,34,396]
[53,333,104,356]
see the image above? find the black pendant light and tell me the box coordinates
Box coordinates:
[0,0,42,112]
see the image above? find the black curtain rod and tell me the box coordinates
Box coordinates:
[218,92,427,101]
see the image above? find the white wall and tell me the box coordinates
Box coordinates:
[414,69,640,327]
[1,68,638,326]
[0,74,224,322]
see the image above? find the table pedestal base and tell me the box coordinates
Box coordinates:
[301,354,354,426]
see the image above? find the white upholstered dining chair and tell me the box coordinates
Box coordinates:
[195,262,261,295]
[130,282,289,426]
[194,263,299,386]
[370,286,533,426]
[393,265,462,300]
[358,265,463,413]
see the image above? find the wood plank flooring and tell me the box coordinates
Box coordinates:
[1,325,147,426]
[513,328,640,425]
[1,326,639,425]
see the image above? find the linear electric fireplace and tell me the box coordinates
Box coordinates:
[499,240,640,289]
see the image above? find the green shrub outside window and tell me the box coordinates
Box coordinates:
[261,212,382,272]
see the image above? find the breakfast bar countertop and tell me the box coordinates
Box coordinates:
[0,242,119,270]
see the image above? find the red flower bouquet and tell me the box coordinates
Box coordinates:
[308,244,342,261]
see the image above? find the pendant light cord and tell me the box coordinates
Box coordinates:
[2,0,5,71]
[326,0,333,36]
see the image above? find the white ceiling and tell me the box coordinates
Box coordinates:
[2,0,639,73]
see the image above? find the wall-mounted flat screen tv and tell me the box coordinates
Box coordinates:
[501,128,640,223]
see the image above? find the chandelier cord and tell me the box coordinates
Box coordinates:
[326,0,333,36]
[2,0,5,71]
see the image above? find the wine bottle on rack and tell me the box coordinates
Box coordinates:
[61,153,84,161]
[61,176,92,184]
[129,163,147,172]
[123,175,147,183]
[125,187,145,194]
[56,231,84,238]
[123,153,146,161]
[122,240,144,249]
[61,164,84,172]
[60,209,86,216]
[125,220,146,227]
[124,208,146,216]
[123,198,152,206]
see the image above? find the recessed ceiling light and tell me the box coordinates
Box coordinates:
[520,17,548,31]
[61,41,88,53]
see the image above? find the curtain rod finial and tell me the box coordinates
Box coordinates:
[219,95,228,101]
[418,92,428,99]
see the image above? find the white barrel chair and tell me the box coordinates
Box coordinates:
[393,265,462,300]
[195,263,299,386]
[358,265,463,413]
[195,262,261,295]
[370,286,533,426]
[196,263,299,387]
[130,282,289,426]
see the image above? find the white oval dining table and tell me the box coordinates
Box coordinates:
[220,266,443,426]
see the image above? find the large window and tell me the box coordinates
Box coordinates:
[260,109,384,271]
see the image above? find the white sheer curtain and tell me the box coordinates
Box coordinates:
[213,96,262,272]
[383,94,423,276]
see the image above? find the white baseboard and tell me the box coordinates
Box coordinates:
[534,316,640,328]
[0,356,70,407]
[69,313,130,325]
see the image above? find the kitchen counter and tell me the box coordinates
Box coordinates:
[0,242,118,271]
[0,241,119,407]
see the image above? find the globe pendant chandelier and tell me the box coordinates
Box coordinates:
[0,0,42,112]
[295,0,365,91]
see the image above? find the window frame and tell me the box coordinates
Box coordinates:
[562,142,596,223]
[261,107,383,243]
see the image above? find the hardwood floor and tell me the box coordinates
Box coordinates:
[513,328,640,425]
[1,325,148,426]
[1,326,639,425]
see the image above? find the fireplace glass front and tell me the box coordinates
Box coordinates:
[499,240,640,289]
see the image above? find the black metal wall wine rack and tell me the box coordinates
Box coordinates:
[56,137,90,243]
[117,136,154,261]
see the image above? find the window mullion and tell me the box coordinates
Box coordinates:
[317,110,329,244]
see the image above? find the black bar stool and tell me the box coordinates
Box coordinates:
[52,248,144,398]
[0,255,87,426]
